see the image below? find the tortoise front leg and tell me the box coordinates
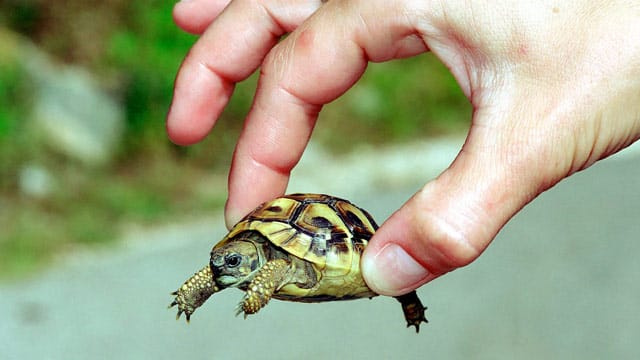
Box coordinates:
[394,291,428,333]
[170,265,219,322]
[239,259,290,317]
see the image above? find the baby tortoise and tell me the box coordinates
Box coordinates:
[170,193,428,332]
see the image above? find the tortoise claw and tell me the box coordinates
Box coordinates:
[234,303,246,319]
[169,297,178,308]
[405,311,429,333]
[169,299,189,322]
[395,292,428,333]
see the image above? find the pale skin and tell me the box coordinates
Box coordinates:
[167,0,640,296]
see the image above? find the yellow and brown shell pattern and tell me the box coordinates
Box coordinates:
[220,193,378,278]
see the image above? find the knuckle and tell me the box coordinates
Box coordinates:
[414,209,484,273]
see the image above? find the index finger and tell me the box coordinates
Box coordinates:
[225,0,427,226]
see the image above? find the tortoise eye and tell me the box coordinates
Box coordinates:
[225,254,242,268]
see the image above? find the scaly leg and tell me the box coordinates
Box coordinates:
[239,259,290,317]
[170,265,219,322]
[395,291,428,333]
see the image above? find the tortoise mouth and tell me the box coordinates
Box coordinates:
[216,274,241,288]
[216,273,254,289]
[209,262,240,288]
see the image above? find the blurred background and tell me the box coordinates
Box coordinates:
[2,2,639,360]
[0,0,469,280]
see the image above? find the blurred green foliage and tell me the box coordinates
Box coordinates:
[0,1,470,279]
[321,56,470,151]
[0,60,33,188]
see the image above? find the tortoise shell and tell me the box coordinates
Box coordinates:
[214,193,379,298]
[220,193,377,265]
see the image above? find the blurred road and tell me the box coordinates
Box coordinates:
[1,140,640,360]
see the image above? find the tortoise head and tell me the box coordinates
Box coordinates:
[210,233,265,288]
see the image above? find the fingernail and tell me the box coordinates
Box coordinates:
[224,212,242,230]
[363,243,430,295]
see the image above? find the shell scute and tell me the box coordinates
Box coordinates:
[246,197,300,222]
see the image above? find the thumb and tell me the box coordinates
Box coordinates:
[362,108,558,296]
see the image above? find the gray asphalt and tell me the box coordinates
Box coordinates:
[1,144,639,360]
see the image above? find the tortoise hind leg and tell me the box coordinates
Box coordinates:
[394,291,428,333]
[238,259,290,317]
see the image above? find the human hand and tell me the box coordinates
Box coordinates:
[167,0,640,296]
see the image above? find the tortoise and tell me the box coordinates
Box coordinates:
[170,193,428,332]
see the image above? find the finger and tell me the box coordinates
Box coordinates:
[360,77,595,295]
[167,0,324,145]
[224,0,428,226]
[173,0,231,35]
[360,124,540,294]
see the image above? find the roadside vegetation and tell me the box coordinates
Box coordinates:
[0,0,470,279]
